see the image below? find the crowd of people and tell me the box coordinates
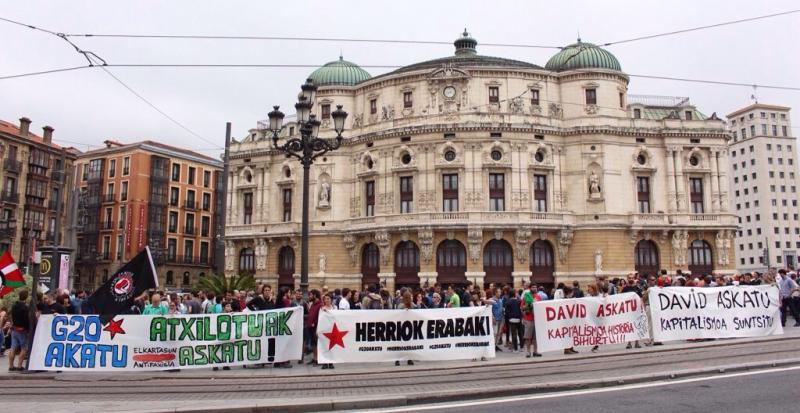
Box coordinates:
[2,267,799,372]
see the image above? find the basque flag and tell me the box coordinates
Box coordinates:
[88,246,159,324]
[0,250,26,298]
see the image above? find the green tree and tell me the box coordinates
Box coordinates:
[195,272,255,297]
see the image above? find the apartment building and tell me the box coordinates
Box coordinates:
[727,103,797,271]
[74,140,223,290]
[0,117,78,265]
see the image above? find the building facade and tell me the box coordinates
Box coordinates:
[74,141,223,291]
[225,31,737,291]
[727,103,797,271]
[0,117,78,265]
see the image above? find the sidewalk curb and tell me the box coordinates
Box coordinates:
[141,357,800,413]
[4,332,797,381]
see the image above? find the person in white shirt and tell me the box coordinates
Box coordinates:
[338,288,351,310]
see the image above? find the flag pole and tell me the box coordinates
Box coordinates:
[25,230,41,372]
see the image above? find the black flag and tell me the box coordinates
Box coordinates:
[88,246,159,324]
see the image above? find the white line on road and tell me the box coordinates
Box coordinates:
[358,364,800,412]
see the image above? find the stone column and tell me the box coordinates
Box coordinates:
[673,148,686,212]
[665,148,677,212]
[261,165,271,222]
[552,145,564,211]
[227,171,236,225]
[254,167,263,223]
[709,149,720,213]
[717,149,730,212]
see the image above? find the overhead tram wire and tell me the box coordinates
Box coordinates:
[90,57,223,150]
[3,62,799,92]
[600,9,800,47]
[59,9,800,50]
[0,15,223,149]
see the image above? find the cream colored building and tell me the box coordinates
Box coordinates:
[224,31,737,291]
[726,103,796,271]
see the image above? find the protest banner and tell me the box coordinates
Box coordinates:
[317,306,494,363]
[29,307,303,371]
[648,285,783,342]
[533,292,649,352]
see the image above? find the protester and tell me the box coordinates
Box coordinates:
[143,293,168,315]
[319,294,335,370]
[306,290,323,366]
[521,285,541,358]
[503,289,522,352]
[446,285,460,308]
[395,291,416,366]
[338,288,351,310]
[776,270,800,327]
[362,285,383,310]
[7,289,29,372]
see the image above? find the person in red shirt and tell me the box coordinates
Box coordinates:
[305,290,323,366]
[521,284,542,358]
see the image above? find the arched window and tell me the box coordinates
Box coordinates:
[530,240,555,289]
[361,243,380,287]
[634,240,660,277]
[394,241,420,287]
[165,270,174,286]
[182,271,190,286]
[436,240,467,285]
[688,240,714,276]
[278,246,295,288]
[483,239,513,287]
[239,248,255,274]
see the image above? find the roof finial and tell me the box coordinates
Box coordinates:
[577,30,581,43]
[463,28,469,37]
[339,51,343,61]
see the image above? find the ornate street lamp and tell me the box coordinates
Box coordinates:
[267,79,348,296]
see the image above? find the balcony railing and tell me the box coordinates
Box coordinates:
[50,170,64,182]
[0,221,16,239]
[1,191,19,204]
[183,200,198,210]
[167,255,210,266]
[184,226,196,235]
[118,220,126,229]
[3,158,22,173]
[150,196,168,206]
[103,193,116,203]
[101,221,114,230]
[48,200,64,211]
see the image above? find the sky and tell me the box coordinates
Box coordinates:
[1,0,798,158]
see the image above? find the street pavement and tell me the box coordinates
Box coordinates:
[1,327,799,412]
[370,365,800,413]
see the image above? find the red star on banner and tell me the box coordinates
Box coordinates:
[323,323,348,350]
[103,318,126,340]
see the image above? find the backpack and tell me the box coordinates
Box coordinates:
[368,296,383,310]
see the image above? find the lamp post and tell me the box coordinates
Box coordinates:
[266,79,348,296]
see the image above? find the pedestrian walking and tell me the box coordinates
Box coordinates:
[7,290,29,372]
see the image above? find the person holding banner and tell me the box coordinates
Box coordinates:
[306,290,323,366]
[521,286,542,358]
[319,294,335,370]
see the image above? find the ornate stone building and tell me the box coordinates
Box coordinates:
[224,31,737,291]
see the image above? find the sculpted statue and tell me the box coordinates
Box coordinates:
[318,181,330,207]
[588,170,601,195]
[318,253,327,273]
[594,249,603,273]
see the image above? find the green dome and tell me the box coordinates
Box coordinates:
[307,56,371,86]
[545,39,621,72]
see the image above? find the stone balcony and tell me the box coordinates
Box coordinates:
[225,211,736,239]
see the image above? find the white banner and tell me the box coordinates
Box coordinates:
[648,286,783,341]
[534,292,649,352]
[29,307,303,371]
[317,307,495,363]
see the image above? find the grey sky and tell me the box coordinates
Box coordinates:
[1,0,798,158]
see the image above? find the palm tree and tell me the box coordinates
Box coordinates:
[195,272,255,297]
